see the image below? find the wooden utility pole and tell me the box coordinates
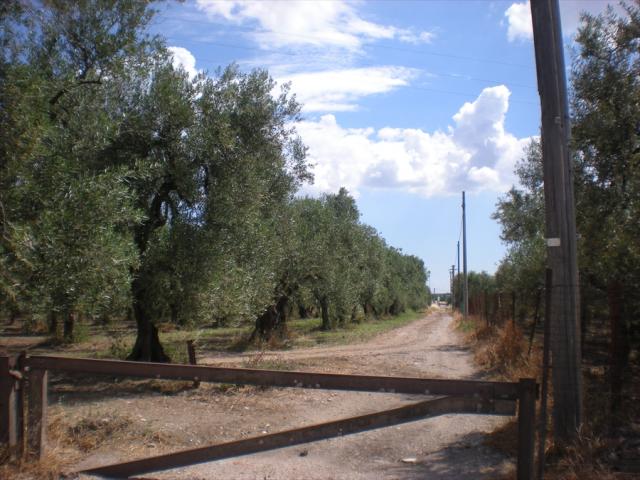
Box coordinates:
[538,269,553,480]
[530,0,582,441]
[456,241,461,311]
[462,191,468,321]
[450,265,455,308]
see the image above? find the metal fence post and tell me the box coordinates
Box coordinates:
[517,378,537,480]
[1,356,13,448]
[26,367,48,459]
[13,354,24,460]
[1,355,23,459]
[187,340,200,388]
[187,340,197,366]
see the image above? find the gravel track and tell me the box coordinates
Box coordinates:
[75,307,511,479]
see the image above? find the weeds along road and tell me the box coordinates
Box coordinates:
[76,307,512,480]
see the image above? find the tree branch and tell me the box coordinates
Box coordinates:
[49,80,103,109]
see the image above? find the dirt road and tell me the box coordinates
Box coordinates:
[74,307,511,479]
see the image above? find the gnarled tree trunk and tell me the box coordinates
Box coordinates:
[48,311,58,336]
[63,311,76,341]
[320,296,330,330]
[127,277,169,362]
[363,303,374,319]
[128,190,172,363]
[252,295,289,341]
[390,299,401,316]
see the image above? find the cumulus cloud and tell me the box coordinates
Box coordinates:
[504,2,532,42]
[195,0,434,50]
[296,86,532,197]
[167,46,199,79]
[278,66,418,112]
[504,1,624,42]
[557,0,626,33]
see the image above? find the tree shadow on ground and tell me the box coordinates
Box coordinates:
[48,374,200,406]
[381,430,513,479]
[432,344,472,353]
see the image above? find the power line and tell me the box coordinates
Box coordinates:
[361,41,534,70]
[183,40,536,90]
[153,15,540,105]
[153,14,536,71]
[182,49,541,105]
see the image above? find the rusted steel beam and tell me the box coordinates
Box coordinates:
[24,355,519,400]
[80,396,516,478]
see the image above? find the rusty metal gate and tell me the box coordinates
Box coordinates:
[1,353,537,479]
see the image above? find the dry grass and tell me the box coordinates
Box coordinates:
[457,313,638,479]
[49,409,135,453]
[456,314,539,478]
[457,314,539,381]
[0,420,80,480]
[0,407,177,479]
[484,422,624,480]
[543,429,622,480]
[231,329,294,352]
[242,349,299,371]
[54,407,174,451]
[0,452,69,480]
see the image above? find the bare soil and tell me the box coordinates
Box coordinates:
[62,307,513,479]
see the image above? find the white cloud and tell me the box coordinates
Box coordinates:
[278,66,418,112]
[399,30,436,44]
[167,46,199,79]
[557,1,625,34]
[296,86,532,197]
[504,1,625,42]
[504,2,532,42]
[195,0,434,50]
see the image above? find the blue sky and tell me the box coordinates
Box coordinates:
[149,0,614,293]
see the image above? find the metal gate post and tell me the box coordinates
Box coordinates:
[0,355,23,459]
[1,355,12,447]
[517,378,537,479]
[13,354,25,459]
[187,340,200,388]
[26,366,48,460]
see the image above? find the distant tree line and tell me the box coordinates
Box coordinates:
[0,1,430,361]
